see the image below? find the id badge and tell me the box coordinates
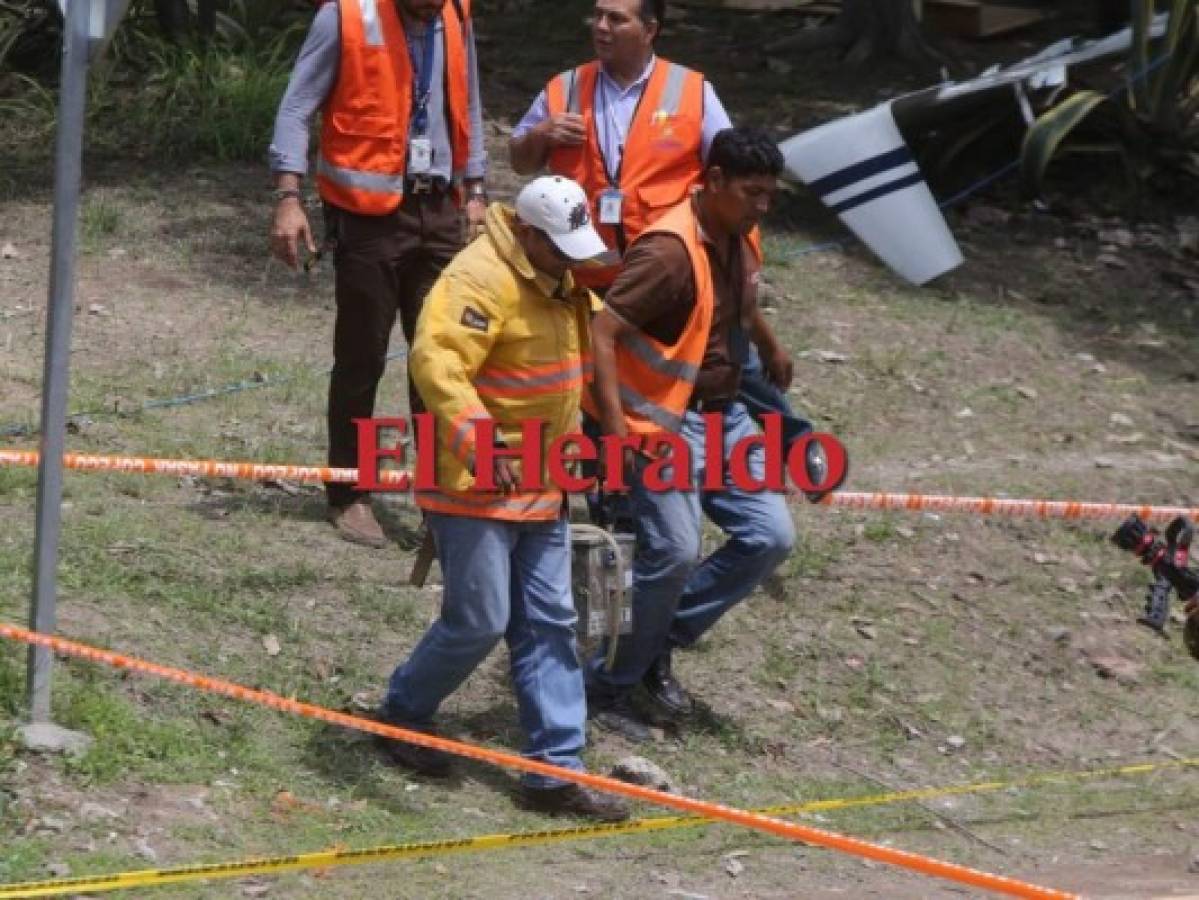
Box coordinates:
[408,136,434,175]
[598,188,624,226]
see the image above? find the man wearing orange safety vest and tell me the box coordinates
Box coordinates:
[268,0,488,548]
[374,176,629,822]
[508,0,731,292]
[584,128,797,743]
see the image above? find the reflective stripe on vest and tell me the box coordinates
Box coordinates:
[360,0,383,46]
[316,158,405,196]
[620,331,699,383]
[619,383,683,433]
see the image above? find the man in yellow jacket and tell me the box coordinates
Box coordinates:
[376,176,630,822]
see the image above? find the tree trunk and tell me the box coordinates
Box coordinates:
[766,0,944,69]
[153,0,191,42]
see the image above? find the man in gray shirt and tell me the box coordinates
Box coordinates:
[268,0,488,548]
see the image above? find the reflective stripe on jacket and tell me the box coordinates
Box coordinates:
[411,203,600,521]
[545,58,704,289]
[316,0,472,215]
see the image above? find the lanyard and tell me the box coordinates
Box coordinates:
[409,22,436,136]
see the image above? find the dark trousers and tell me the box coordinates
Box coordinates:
[326,192,462,508]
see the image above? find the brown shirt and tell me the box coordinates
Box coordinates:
[604,228,757,401]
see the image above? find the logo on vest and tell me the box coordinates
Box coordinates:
[650,109,684,150]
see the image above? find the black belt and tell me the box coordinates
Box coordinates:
[687,396,733,413]
[406,175,449,195]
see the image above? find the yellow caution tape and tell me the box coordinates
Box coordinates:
[2,755,1195,898]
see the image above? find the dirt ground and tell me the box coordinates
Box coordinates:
[2,1,1199,897]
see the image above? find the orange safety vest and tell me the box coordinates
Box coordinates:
[545,58,705,289]
[316,0,472,215]
[582,200,703,435]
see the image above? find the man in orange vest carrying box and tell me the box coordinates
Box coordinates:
[268,0,487,548]
[584,127,797,741]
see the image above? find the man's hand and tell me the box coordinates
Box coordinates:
[464,196,487,243]
[762,345,794,391]
[270,198,316,270]
[538,113,586,148]
[493,458,520,494]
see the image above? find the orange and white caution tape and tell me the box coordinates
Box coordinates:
[0,449,1194,522]
[817,490,1198,522]
[0,623,1073,899]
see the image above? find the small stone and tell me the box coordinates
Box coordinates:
[765,698,796,715]
[815,350,850,364]
[1089,654,1143,685]
[1094,457,1116,469]
[1098,228,1134,248]
[1089,839,1108,851]
[1187,850,1199,873]
[1015,385,1038,400]
[609,756,677,793]
[1047,627,1071,643]
[945,735,966,750]
[17,722,93,758]
[955,407,974,419]
[262,634,281,657]
[79,802,121,822]
[855,623,878,640]
[722,852,747,877]
[1,242,17,259]
[45,861,71,878]
[135,838,159,863]
[1109,412,1135,427]
[37,815,69,833]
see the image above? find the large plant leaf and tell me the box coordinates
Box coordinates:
[1151,2,1199,133]
[1020,90,1110,196]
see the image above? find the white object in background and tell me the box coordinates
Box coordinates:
[780,102,964,286]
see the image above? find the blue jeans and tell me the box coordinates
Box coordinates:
[384,513,585,788]
[588,402,796,695]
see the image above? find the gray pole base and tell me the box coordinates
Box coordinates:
[17,721,94,758]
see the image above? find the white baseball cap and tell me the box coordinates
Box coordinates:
[515,176,614,263]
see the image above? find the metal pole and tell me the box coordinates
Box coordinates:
[27,0,93,722]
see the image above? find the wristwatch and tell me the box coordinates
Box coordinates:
[273,188,303,203]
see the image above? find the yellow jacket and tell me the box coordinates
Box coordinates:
[411,202,599,521]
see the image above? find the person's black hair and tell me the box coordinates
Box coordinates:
[707,126,785,180]
[639,0,665,29]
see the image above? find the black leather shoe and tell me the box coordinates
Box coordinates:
[374,711,454,777]
[587,691,651,743]
[519,783,631,822]
[641,651,693,720]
